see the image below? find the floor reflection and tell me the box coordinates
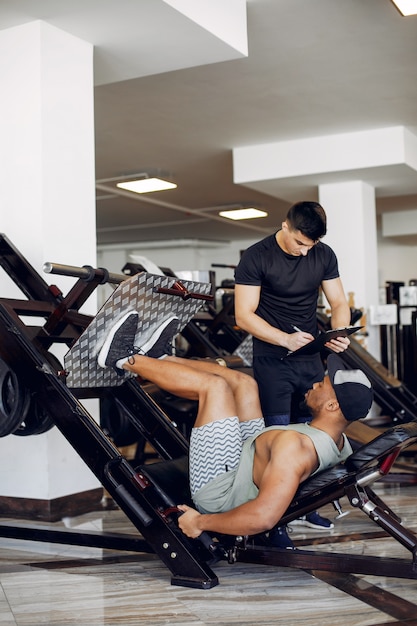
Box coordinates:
[0,482,416,626]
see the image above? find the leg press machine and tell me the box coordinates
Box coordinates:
[0,234,416,589]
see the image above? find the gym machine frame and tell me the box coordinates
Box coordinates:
[0,234,417,588]
[0,233,219,588]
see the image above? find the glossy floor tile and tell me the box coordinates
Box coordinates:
[1,482,417,626]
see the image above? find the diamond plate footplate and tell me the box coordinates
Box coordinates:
[64,272,211,388]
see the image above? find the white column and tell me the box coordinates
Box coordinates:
[0,22,100,501]
[319,181,380,358]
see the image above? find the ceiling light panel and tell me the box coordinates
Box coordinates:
[391,0,417,15]
[219,208,268,220]
[117,177,177,194]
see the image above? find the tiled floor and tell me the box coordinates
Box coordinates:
[1,483,417,626]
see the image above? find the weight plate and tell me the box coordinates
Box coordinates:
[13,394,55,436]
[0,358,31,437]
[13,351,62,436]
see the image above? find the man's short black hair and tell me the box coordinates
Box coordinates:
[286,201,327,241]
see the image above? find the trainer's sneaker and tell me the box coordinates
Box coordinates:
[139,316,179,359]
[267,525,295,549]
[289,511,334,530]
[97,311,139,371]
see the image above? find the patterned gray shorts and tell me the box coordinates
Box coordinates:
[189,416,265,496]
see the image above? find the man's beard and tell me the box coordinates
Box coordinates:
[298,398,309,413]
[298,397,317,421]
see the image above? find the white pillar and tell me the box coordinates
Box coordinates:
[319,181,380,358]
[0,22,100,506]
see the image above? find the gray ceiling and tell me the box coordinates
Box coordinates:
[2,0,417,246]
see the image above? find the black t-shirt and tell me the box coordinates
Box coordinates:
[234,232,340,358]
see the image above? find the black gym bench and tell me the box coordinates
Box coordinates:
[138,420,417,582]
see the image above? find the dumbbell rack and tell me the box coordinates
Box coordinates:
[0,233,219,588]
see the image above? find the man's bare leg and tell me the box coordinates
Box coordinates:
[164,356,262,423]
[122,355,238,427]
[123,354,262,427]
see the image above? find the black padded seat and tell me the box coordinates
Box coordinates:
[344,421,417,471]
[138,456,192,506]
[294,466,348,499]
[294,421,417,499]
[282,421,417,523]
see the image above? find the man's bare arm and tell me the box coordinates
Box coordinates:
[178,433,316,538]
[234,284,313,353]
[321,277,351,353]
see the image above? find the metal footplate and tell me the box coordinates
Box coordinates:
[64,272,212,388]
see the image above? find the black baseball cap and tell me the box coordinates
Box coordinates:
[327,354,373,422]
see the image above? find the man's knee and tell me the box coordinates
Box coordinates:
[231,369,259,392]
[202,372,233,399]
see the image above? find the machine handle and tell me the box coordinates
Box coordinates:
[155,280,213,302]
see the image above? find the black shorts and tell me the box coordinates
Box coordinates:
[253,353,325,418]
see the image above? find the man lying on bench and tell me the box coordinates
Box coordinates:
[97,311,373,550]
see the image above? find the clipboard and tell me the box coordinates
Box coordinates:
[285,326,363,358]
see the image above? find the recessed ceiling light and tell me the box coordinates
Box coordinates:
[219,208,268,220]
[117,177,177,194]
[390,0,417,15]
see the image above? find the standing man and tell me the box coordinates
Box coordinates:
[234,201,351,536]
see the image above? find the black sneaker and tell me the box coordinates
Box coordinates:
[97,311,139,370]
[267,525,295,549]
[139,316,179,359]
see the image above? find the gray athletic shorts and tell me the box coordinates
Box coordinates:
[189,416,265,496]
